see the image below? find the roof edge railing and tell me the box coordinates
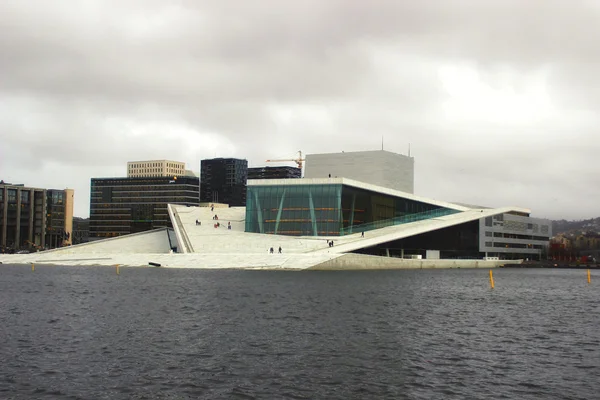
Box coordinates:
[340,208,461,236]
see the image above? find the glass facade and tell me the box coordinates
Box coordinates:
[46,190,67,248]
[247,166,301,180]
[90,176,200,239]
[246,183,457,236]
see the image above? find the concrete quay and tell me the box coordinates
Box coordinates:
[309,253,519,270]
[0,252,519,270]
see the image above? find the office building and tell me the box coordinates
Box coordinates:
[0,181,73,251]
[89,176,200,239]
[304,150,414,194]
[46,189,74,248]
[200,158,248,206]
[127,160,186,178]
[248,166,301,180]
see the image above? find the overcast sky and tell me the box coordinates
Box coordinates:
[1,0,598,220]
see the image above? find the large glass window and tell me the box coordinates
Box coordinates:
[246,184,342,236]
[247,183,456,236]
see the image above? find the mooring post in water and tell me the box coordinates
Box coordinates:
[116,264,120,275]
[31,263,34,272]
[588,269,591,284]
[489,269,494,289]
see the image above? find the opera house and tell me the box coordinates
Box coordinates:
[0,151,551,270]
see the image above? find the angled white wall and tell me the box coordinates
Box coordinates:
[36,229,172,255]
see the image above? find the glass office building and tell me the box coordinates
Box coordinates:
[46,190,67,248]
[90,176,199,239]
[200,158,248,206]
[245,181,458,236]
[247,166,301,180]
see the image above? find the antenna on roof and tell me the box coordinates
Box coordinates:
[381,136,384,150]
[408,143,411,157]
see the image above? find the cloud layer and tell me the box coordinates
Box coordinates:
[1,0,599,219]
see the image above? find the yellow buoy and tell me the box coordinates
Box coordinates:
[31,263,35,272]
[588,269,591,284]
[489,269,495,289]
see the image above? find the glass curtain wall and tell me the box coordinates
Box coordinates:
[246,184,455,236]
[246,184,342,236]
[90,177,200,239]
[340,186,450,234]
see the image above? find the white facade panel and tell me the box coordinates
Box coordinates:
[479,213,552,257]
[304,150,414,194]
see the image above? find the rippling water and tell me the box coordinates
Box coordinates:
[1,265,599,399]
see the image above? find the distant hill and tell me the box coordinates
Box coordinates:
[552,218,600,236]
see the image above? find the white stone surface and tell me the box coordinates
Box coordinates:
[310,253,519,269]
[0,200,531,270]
[36,229,173,255]
[0,252,344,270]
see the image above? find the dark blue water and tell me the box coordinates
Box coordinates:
[0,265,599,399]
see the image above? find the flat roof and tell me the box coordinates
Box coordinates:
[127,160,185,164]
[306,149,413,159]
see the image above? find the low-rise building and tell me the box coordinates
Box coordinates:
[0,181,73,251]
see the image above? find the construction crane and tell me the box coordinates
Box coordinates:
[265,150,305,170]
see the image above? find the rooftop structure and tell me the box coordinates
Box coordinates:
[127,160,186,178]
[304,150,414,193]
[247,166,301,180]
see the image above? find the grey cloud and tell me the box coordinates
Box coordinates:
[1,0,599,219]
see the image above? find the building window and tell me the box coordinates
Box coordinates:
[485,231,492,237]
[7,189,17,203]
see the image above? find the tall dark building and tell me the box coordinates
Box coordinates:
[200,158,248,206]
[247,166,301,180]
[46,189,74,249]
[89,176,199,240]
